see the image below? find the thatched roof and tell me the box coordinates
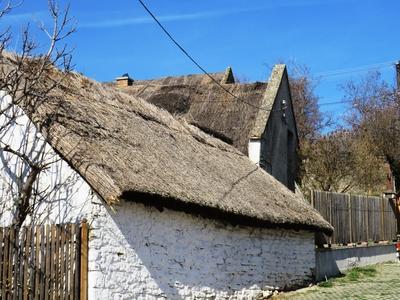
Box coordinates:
[1,55,332,234]
[128,67,235,86]
[112,80,266,154]
[110,66,290,155]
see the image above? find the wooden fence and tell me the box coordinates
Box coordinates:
[0,222,88,299]
[312,190,397,245]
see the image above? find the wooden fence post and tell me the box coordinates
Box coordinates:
[7,227,15,299]
[366,199,369,244]
[0,223,88,299]
[348,193,352,244]
[2,227,9,299]
[0,228,3,297]
[380,196,385,241]
[310,190,314,207]
[80,220,89,300]
[329,192,333,245]
[312,190,398,246]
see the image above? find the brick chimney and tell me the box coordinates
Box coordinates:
[115,73,133,87]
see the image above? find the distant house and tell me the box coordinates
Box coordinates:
[113,65,299,191]
[0,55,332,299]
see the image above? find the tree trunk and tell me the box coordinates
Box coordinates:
[12,166,41,231]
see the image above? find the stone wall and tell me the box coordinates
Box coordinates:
[88,200,316,299]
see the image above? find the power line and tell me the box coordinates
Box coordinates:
[134,82,389,109]
[317,61,394,76]
[136,0,398,112]
[136,0,282,112]
[318,100,353,106]
[136,81,354,108]
[318,90,399,107]
[315,61,395,79]
[183,99,353,107]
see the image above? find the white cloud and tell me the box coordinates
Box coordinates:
[77,0,349,29]
[1,11,46,24]
[78,8,253,29]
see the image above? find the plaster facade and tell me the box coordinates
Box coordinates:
[88,200,316,299]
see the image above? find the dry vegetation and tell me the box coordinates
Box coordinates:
[288,63,399,196]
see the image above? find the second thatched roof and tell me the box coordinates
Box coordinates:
[110,66,290,155]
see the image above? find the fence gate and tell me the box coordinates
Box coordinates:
[0,222,88,299]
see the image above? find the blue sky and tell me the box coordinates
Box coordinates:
[2,0,399,120]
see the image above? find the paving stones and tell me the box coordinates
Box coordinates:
[274,262,400,300]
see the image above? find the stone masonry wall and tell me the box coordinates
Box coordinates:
[88,200,316,299]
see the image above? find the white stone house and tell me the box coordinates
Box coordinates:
[0,57,332,299]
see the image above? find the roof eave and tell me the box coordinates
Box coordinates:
[120,190,334,235]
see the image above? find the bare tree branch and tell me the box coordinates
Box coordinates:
[0,1,76,230]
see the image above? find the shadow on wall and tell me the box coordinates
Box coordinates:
[91,201,314,299]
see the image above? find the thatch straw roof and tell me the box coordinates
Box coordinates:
[1,55,333,234]
[112,80,267,154]
[110,66,290,155]
[127,67,234,86]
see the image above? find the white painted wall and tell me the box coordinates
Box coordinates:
[88,200,316,299]
[248,139,261,165]
[0,93,93,226]
[0,98,317,299]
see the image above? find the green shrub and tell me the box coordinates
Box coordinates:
[318,280,333,288]
[344,266,377,282]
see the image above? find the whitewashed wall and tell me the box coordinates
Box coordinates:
[89,201,316,299]
[0,97,317,299]
[0,93,93,226]
[248,139,261,166]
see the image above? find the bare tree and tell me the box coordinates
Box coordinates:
[301,129,387,195]
[301,130,354,193]
[0,0,76,231]
[287,63,331,142]
[285,63,390,195]
[283,61,333,189]
[342,71,400,193]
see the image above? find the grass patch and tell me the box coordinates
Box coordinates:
[343,266,377,282]
[316,265,377,289]
[317,279,333,288]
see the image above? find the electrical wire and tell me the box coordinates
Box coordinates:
[137,0,282,112]
[318,100,354,107]
[136,0,397,111]
[315,62,395,78]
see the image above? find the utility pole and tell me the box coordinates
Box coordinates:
[396,61,400,90]
[394,61,400,261]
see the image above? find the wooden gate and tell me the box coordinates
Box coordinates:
[0,222,88,299]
